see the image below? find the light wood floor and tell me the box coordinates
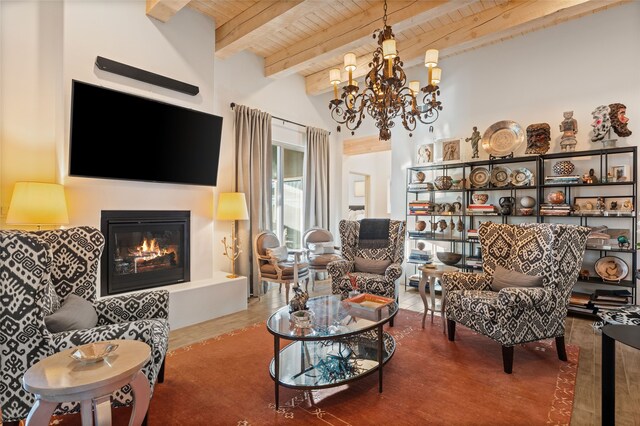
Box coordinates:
[169,280,640,425]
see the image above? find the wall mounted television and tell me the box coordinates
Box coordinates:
[69,80,222,186]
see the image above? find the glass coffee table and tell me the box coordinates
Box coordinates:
[266,294,398,408]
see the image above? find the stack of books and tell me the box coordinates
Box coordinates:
[408,182,432,191]
[539,203,571,216]
[467,229,479,240]
[408,273,421,288]
[465,256,482,268]
[589,289,633,310]
[408,248,431,264]
[544,175,581,185]
[408,201,431,215]
[408,230,433,238]
[568,292,598,315]
[467,204,497,214]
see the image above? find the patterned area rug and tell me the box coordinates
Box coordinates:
[41,309,578,425]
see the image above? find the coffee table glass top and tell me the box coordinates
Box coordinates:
[266,294,398,340]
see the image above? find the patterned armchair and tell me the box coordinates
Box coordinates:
[327,219,405,300]
[442,222,589,373]
[0,226,169,424]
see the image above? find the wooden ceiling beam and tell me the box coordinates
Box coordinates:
[305,0,611,95]
[264,1,461,79]
[343,135,391,156]
[215,0,314,59]
[146,0,191,23]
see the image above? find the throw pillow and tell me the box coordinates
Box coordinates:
[44,294,98,333]
[266,246,289,262]
[354,256,392,275]
[308,242,335,255]
[490,265,544,292]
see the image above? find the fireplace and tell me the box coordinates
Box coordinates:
[101,210,190,296]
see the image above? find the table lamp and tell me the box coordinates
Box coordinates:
[216,192,249,278]
[6,182,69,229]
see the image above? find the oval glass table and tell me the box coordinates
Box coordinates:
[266,294,398,408]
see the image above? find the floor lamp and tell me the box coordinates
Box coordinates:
[216,192,249,278]
[6,182,69,230]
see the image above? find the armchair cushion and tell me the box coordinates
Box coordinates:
[490,265,543,292]
[497,287,552,309]
[308,253,341,267]
[44,294,98,333]
[354,256,391,275]
[261,261,309,277]
[308,241,335,254]
[266,245,288,262]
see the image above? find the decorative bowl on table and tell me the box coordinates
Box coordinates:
[291,310,314,329]
[436,251,462,266]
[70,342,119,363]
[472,193,489,204]
[434,176,453,190]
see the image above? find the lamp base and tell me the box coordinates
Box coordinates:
[226,273,239,279]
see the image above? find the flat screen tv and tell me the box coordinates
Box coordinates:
[69,80,222,186]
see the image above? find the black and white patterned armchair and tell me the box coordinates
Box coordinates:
[0,226,169,424]
[442,222,589,374]
[327,219,405,300]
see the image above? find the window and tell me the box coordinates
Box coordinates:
[272,144,304,249]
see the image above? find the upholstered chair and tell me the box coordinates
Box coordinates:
[0,227,169,425]
[254,230,310,301]
[302,227,342,290]
[327,219,405,300]
[442,222,589,374]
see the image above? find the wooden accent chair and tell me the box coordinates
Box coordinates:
[442,222,589,373]
[301,227,342,290]
[0,227,169,425]
[254,230,309,302]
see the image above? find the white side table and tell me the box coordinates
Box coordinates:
[418,264,459,332]
[22,339,151,426]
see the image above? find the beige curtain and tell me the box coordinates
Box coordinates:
[304,126,330,230]
[234,104,272,297]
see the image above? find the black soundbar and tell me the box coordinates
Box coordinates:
[95,56,199,96]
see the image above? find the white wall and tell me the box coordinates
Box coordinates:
[1,1,341,300]
[343,151,391,218]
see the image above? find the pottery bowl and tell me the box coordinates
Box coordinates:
[434,176,453,190]
[472,193,489,205]
[436,251,462,266]
[519,208,533,216]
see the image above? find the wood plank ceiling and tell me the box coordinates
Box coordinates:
[146,0,626,95]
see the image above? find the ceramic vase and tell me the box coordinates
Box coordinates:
[472,193,489,204]
[547,191,565,204]
[552,160,575,176]
[434,176,453,190]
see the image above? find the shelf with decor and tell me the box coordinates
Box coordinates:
[404,145,637,313]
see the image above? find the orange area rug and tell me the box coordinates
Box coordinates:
[47,309,578,425]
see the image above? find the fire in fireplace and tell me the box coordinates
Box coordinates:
[101,210,190,295]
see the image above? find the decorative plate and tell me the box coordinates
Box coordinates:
[481,120,525,157]
[510,168,533,186]
[490,166,512,187]
[594,256,629,283]
[469,167,490,188]
[70,342,119,363]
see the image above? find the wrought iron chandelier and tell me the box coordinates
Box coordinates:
[328,0,443,141]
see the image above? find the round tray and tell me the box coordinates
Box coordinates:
[481,120,525,157]
[594,256,629,283]
[490,166,512,187]
[469,167,490,188]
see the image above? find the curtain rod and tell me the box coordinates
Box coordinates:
[230,102,331,135]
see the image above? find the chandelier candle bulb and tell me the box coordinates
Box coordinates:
[344,52,357,85]
[409,81,420,96]
[431,68,442,85]
[424,49,439,67]
[382,39,397,59]
[330,68,341,100]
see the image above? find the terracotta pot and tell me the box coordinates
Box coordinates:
[472,193,489,204]
[547,191,565,204]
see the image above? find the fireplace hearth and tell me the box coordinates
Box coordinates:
[101,210,190,296]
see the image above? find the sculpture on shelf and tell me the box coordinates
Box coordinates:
[289,284,309,313]
[465,126,481,159]
[582,168,599,184]
[524,123,551,154]
[618,235,630,250]
[590,105,613,143]
[609,103,632,137]
[559,111,578,151]
[596,196,606,211]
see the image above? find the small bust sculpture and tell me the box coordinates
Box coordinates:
[582,168,599,184]
[609,103,632,137]
[559,111,578,151]
[525,123,551,154]
[596,196,606,211]
[590,105,612,142]
[289,284,309,313]
[465,126,481,159]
